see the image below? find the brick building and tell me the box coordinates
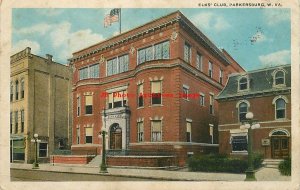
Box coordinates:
[216,65,291,159]
[10,47,72,163]
[69,11,244,166]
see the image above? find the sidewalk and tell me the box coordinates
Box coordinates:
[10,163,290,181]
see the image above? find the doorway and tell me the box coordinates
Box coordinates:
[271,130,290,159]
[109,123,122,150]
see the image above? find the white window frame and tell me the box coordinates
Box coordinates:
[209,93,214,115]
[38,142,48,158]
[151,120,162,142]
[182,84,189,100]
[199,93,205,106]
[208,61,213,78]
[238,76,249,91]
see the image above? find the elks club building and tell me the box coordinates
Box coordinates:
[217,65,291,159]
[68,11,244,166]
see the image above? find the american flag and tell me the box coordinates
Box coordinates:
[104,8,120,28]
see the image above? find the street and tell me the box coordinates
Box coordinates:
[11,168,157,181]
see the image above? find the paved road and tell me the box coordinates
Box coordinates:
[11,168,156,181]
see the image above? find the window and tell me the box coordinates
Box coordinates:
[14,111,18,134]
[15,80,19,100]
[208,61,213,78]
[76,127,80,144]
[276,98,286,119]
[200,93,205,106]
[108,90,128,109]
[137,121,144,142]
[239,102,248,122]
[79,64,100,80]
[21,79,24,99]
[10,112,12,134]
[239,77,248,90]
[209,94,214,114]
[219,69,223,84]
[85,127,93,144]
[10,82,13,102]
[138,41,170,65]
[39,143,48,157]
[77,97,80,116]
[151,120,162,142]
[186,121,192,142]
[184,42,191,63]
[85,95,93,115]
[231,135,247,151]
[137,84,144,107]
[21,110,24,133]
[275,71,285,85]
[196,53,203,71]
[107,55,129,76]
[151,81,162,105]
[182,85,189,100]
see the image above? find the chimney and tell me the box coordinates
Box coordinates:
[46,54,53,62]
[25,47,31,55]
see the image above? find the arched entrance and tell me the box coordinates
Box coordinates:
[269,129,290,159]
[109,123,122,150]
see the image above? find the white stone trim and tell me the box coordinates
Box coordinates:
[186,118,193,122]
[106,84,129,93]
[269,128,290,137]
[235,100,250,108]
[183,84,190,89]
[272,95,289,104]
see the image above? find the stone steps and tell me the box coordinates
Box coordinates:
[263,159,283,168]
[87,155,102,166]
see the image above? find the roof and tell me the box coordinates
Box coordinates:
[217,64,291,100]
[70,11,230,65]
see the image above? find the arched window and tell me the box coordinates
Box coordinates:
[239,102,248,122]
[15,80,19,100]
[276,98,286,119]
[275,71,285,85]
[239,77,248,91]
[21,79,25,99]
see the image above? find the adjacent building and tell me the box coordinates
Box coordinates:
[216,65,291,159]
[10,47,72,163]
[69,11,244,166]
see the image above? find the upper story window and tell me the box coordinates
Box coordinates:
[182,85,189,100]
[196,53,203,71]
[137,84,144,107]
[21,79,25,99]
[108,90,128,109]
[238,102,248,122]
[85,95,93,115]
[184,42,191,63]
[209,94,214,114]
[200,93,205,106]
[208,61,213,78]
[219,69,223,84]
[77,96,81,116]
[21,110,24,133]
[10,82,13,102]
[15,80,19,100]
[137,41,170,65]
[239,77,248,91]
[274,70,285,86]
[14,111,18,134]
[107,54,129,76]
[151,81,162,105]
[275,98,286,119]
[79,64,99,80]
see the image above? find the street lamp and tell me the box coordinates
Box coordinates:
[99,128,108,173]
[240,112,260,181]
[32,133,39,169]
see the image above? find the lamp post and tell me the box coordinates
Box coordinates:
[240,112,260,181]
[99,108,108,173]
[32,133,39,169]
[99,129,108,173]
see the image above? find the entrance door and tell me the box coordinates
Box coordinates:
[109,123,122,150]
[272,137,289,158]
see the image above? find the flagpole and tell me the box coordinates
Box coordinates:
[119,8,121,34]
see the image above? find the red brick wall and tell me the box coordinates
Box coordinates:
[50,155,94,164]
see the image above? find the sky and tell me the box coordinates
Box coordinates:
[12,8,291,71]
